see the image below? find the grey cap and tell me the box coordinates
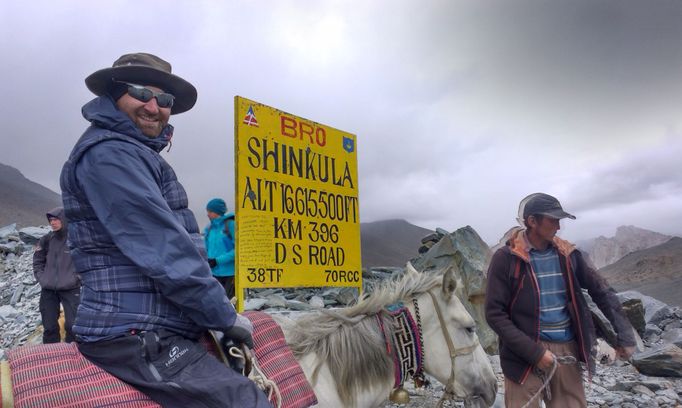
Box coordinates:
[521,193,576,220]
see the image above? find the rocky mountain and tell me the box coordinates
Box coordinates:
[581,225,673,269]
[360,219,433,267]
[0,163,61,228]
[600,237,682,307]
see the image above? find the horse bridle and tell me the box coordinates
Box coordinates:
[420,290,480,407]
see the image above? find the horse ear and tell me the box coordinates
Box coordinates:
[442,267,457,300]
[405,262,419,276]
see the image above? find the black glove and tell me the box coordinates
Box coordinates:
[223,314,254,349]
[208,258,217,268]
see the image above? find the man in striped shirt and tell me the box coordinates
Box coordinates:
[485,193,636,407]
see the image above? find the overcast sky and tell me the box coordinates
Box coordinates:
[1,0,682,244]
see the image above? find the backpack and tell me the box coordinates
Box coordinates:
[222,215,235,250]
[508,255,524,311]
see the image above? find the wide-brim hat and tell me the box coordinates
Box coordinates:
[85,52,197,114]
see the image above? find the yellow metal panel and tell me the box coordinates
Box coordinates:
[234,96,361,310]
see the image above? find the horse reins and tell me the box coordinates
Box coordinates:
[521,355,577,408]
[424,290,480,407]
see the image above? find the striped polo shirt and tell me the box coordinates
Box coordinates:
[529,246,574,342]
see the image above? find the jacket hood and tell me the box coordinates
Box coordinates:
[506,226,576,262]
[82,95,173,153]
[46,207,65,222]
[46,206,68,233]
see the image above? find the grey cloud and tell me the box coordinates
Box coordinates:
[3,0,682,245]
[567,137,682,212]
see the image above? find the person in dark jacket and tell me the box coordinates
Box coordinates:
[204,198,236,299]
[32,207,80,343]
[485,193,636,408]
[59,53,271,408]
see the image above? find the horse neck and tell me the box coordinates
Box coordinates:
[349,312,406,407]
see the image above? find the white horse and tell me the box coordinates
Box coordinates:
[277,264,498,408]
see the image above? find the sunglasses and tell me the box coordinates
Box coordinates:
[116,81,175,108]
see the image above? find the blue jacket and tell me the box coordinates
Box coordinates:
[204,213,235,277]
[60,95,237,341]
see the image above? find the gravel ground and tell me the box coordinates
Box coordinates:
[3,247,682,407]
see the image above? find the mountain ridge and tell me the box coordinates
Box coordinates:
[600,237,682,307]
[0,163,61,228]
[578,225,673,269]
[4,161,678,282]
[360,218,433,268]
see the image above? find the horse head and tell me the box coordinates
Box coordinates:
[284,264,498,408]
[407,264,497,407]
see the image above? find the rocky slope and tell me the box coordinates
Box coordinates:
[600,237,682,307]
[361,219,433,267]
[581,225,673,269]
[0,162,61,228]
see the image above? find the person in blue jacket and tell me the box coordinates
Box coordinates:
[204,198,236,299]
[59,52,271,408]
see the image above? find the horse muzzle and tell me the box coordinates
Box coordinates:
[464,381,498,407]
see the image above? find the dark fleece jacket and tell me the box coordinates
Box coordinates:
[485,228,635,384]
[33,207,80,290]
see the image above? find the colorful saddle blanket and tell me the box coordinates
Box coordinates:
[6,342,157,408]
[243,311,317,408]
[2,312,317,408]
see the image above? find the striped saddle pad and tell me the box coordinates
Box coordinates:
[3,312,316,408]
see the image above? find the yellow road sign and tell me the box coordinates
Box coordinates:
[234,97,361,309]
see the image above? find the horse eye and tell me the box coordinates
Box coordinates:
[466,325,476,334]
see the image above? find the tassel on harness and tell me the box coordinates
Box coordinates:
[1,360,14,408]
[227,346,282,408]
[211,330,282,408]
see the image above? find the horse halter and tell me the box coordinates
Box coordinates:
[423,290,480,407]
[383,289,480,405]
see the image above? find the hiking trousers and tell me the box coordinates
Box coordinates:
[78,330,272,408]
[39,287,80,343]
[504,340,587,408]
[215,275,235,300]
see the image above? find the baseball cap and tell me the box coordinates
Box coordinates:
[520,193,576,220]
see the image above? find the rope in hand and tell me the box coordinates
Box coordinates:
[520,355,577,408]
[228,346,283,408]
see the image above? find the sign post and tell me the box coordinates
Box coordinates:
[234,96,361,311]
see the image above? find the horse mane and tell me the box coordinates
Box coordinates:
[286,267,443,407]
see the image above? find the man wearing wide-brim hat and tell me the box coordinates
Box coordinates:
[60,53,271,408]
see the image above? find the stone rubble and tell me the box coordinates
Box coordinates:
[2,223,682,407]
[2,226,45,353]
